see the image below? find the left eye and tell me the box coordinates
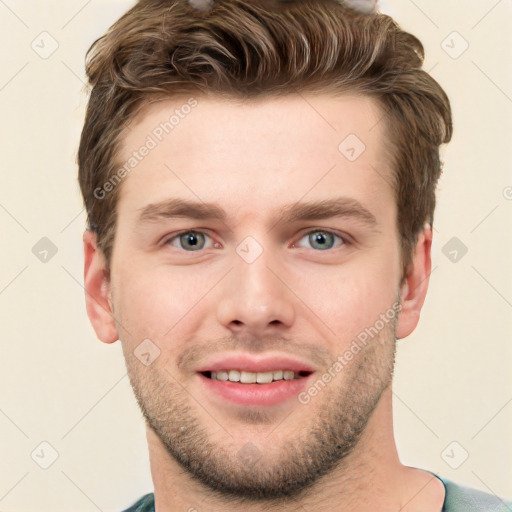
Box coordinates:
[294,230,345,251]
[164,231,214,251]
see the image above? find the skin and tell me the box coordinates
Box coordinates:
[83,93,445,511]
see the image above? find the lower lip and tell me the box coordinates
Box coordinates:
[197,373,313,406]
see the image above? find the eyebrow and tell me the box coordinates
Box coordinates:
[136,197,378,228]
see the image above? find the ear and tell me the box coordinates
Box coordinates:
[83,229,119,343]
[396,223,432,340]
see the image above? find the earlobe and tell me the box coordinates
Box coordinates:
[83,229,119,343]
[395,224,433,340]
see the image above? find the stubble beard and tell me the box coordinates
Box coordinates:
[124,318,397,505]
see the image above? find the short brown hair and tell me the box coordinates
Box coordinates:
[78,0,452,277]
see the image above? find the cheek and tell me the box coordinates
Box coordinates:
[112,262,218,342]
[290,250,400,343]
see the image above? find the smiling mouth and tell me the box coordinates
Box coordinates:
[200,370,312,384]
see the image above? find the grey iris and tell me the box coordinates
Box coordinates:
[180,232,205,251]
[309,231,335,250]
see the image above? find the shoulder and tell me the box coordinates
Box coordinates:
[439,476,512,511]
[120,493,155,512]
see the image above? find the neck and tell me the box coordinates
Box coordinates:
[147,389,444,511]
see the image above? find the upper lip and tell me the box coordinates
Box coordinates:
[196,353,316,374]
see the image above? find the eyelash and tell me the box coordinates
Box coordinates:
[162,228,349,252]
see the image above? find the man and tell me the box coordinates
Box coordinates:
[78,0,511,510]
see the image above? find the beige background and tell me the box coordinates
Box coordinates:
[0,1,511,510]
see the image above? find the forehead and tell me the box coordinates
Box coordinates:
[115,93,394,225]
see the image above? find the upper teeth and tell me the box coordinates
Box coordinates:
[211,370,299,383]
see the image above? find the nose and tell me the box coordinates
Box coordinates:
[216,245,296,336]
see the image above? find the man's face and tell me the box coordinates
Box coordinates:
[101,94,406,500]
